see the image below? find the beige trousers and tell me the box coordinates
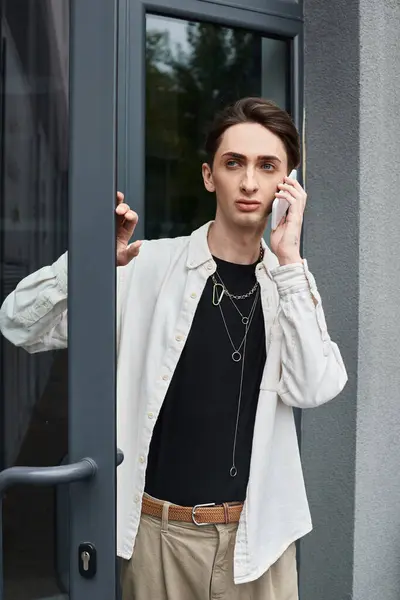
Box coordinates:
[120,500,298,600]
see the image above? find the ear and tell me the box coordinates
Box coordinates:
[202,163,215,192]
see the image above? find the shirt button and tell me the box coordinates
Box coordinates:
[135,494,140,503]
[162,374,169,381]
[190,292,197,299]
[175,334,183,342]
[139,456,145,464]
[148,412,154,419]
[207,263,213,271]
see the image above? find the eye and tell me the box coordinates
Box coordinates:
[226,159,240,168]
[261,163,274,171]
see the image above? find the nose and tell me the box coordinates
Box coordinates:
[240,167,259,195]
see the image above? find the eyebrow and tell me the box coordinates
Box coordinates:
[221,152,282,163]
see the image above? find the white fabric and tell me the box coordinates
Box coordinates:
[0,222,347,584]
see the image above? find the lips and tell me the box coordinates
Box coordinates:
[235,200,261,212]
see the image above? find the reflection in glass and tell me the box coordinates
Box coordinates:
[0,1,69,598]
[145,15,289,240]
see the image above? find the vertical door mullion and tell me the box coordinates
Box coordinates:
[68,1,117,599]
[126,0,146,240]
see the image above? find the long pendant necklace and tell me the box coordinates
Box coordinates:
[213,285,260,476]
[210,255,262,477]
[229,324,249,478]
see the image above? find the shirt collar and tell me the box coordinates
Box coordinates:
[186,222,214,269]
[261,238,280,277]
[186,221,279,274]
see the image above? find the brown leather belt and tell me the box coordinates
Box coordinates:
[142,494,243,526]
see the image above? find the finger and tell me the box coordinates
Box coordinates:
[271,213,287,235]
[126,240,142,259]
[284,176,303,193]
[277,182,301,199]
[115,202,131,216]
[116,191,125,205]
[280,215,287,227]
[275,191,296,204]
[275,191,303,215]
[282,179,307,210]
[121,210,138,231]
[116,207,139,230]
[117,240,142,267]
[277,214,287,228]
[121,209,138,223]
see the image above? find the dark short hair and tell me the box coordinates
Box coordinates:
[205,97,300,173]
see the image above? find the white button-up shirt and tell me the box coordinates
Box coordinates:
[0,222,347,584]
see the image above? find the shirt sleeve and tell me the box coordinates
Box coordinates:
[0,252,69,353]
[269,259,348,408]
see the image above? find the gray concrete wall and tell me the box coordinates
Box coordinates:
[300,0,359,597]
[300,0,400,598]
[354,0,400,598]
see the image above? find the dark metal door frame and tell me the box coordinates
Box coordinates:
[68,0,119,596]
[0,0,119,598]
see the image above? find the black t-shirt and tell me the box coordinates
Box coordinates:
[145,256,266,506]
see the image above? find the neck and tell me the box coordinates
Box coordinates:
[208,219,263,265]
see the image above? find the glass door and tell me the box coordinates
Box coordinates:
[0,1,119,599]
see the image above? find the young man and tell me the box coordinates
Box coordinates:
[0,97,347,600]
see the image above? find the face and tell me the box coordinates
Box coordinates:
[202,122,288,232]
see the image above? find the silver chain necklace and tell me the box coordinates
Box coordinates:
[213,270,255,325]
[211,244,264,304]
[212,276,259,302]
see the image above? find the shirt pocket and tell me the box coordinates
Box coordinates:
[260,323,284,392]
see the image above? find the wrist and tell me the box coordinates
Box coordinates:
[277,254,303,266]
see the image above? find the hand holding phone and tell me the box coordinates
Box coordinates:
[271,169,297,231]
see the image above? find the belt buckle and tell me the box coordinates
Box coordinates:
[191,502,216,527]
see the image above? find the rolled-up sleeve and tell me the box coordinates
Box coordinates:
[0,252,68,352]
[270,259,348,408]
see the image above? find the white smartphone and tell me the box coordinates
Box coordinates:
[271,169,297,231]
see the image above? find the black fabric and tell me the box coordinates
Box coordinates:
[145,257,266,507]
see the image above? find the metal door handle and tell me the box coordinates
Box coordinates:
[0,448,124,495]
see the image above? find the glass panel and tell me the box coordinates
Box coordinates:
[0,1,70,598]
[145,14,289,239]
